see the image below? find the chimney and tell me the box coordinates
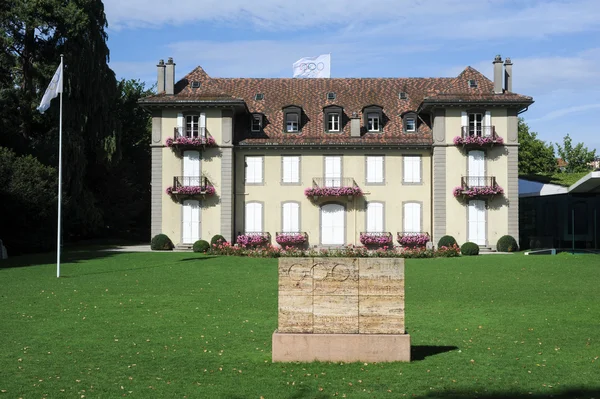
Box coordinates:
[492,55,503,94]
[165,57,176,95]
[504,57,513,92]
[157,59,165,93]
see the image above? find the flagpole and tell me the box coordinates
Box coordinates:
[56,54,64,278]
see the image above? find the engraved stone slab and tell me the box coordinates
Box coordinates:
[358,258,404,296]
[314,295,359,333]
[278,295,313,333]
[359,296,405,334]
[312,259,359,296]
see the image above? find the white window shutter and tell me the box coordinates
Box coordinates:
[484,111,491,136]
[283,202,299,232]
[404,156,420,183]
[291,157,299,182]
[246,157,263,183]
[367,157,376,183]
[404,203,420,233]
[245,203,262,233]
[367,202,383,232]
[200,113,206,137]
[461,111,467,128]
[177,113,184,136]
[415,157,421,183]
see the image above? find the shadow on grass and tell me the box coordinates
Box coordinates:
[416,388,600,398]
[178,256,218,262]
[0,248,131,269]
[411,345,459,361]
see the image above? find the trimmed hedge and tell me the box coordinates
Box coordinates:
[211,234,226,247]
[151,234,174,251]
[497,235,519,252]
[193,240,210,253]
[461,242,480,256]
[438,235,457,248]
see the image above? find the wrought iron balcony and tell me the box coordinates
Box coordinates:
[454,126,503,147]
[165,127,216,148]
[166,176,215,197]
[305,178,363,199]
[454,176,504,199]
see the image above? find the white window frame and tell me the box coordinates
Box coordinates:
[245,202,263,233]
[282,202,300,233]
[403,202,421,233]
[366,202,384,233]
[405,117,416,132]
[366,155,384,184]
[403,156,421,184]
[286,113,299,132]
[281,156,300,184]
[328,113,340,132]
[468,113,483,136]
[186,115,199,138]
[245,156,263,184]
[251,114,262,132]
[367,113,380,132]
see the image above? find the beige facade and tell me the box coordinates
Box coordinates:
[141,55,533,249]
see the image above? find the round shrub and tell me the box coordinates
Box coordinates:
[211,234,226,247]
[151,234,174,251]
[497,235,519,252]
[461,242,480,256]
[193,240,210,253]
[438,235,457,248]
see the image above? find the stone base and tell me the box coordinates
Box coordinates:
[272,331,411,362]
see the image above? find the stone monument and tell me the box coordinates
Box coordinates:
[272,257,410,362]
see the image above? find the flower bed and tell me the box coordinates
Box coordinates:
[304,186,363,198]
[236,233,270,246]
[165,185,216,196]
[435,244,461,257]
[359,233,393,246]
[453,185,504,199]
[453,135,503,146]
[165,136,217,148]
[275,233,307,246]
[397,233,430,246]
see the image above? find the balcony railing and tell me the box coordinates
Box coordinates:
[166,176,215,197]
[453,176,504,199]
[305,178,363,199]
[397,232,430,246]
[359,232,393,246]
[165,127,216,148]
[454,126,503,147]
[275,232,308,246]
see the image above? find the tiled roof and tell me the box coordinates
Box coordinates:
[141,65,533,147]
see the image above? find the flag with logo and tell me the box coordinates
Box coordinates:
[37,61,63,114]
[293,54,331,78]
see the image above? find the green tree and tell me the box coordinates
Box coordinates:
[555,134,596,173]
[518,118,557,175]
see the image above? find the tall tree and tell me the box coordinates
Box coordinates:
[518,118,557,175]
[555,134,596,173]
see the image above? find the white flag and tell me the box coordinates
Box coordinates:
[293,54,331,78]
[37,61,63,114]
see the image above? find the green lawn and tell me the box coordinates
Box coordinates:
[1,252,599,398]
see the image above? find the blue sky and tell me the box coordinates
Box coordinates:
[104,0,600,154]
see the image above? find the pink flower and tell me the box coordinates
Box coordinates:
[276,233,307,245]
[453,185,504,198]
[304,186,363,198]
[453,135,504,146]
[397,233,430,246]
[166,185,216,196]
[165,136,217,147]
[360,233,393,246]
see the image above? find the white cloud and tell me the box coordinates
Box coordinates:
[528,103,600,123]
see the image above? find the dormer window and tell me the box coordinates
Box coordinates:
[254,93,264,100]
[323,105,343,133]
[283,105,302,133]
[403,112,417,133]
[251,114,262,132]
[327,92,336,100]
[399,92,407,100]
[468,79,478,88]
[363,105,383,133]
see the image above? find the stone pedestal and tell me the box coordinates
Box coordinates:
[272,258,410,362]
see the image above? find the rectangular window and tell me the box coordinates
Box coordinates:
[403,203,421,233]
[366,156,384,184]
[245,156,263,184]
[468,113,483,136]
[186,115,199,138]
[286,113,299,132]
[282,202,300,233]
[282,156,300,184]
[324,156,342,187]
[245,202,263,233]
[367,113,380,132]
[403,156,421,183]
[405,118,416,132]
[366,202,384,233]
[328,113,340,132]
[251,114,262,132]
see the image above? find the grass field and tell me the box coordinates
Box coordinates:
[1,251,599,398]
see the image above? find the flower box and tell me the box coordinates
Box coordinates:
[453,135,503,147]
[165,136,217,148]
[165,185,216,197]
[236,233,270,246]
[304,186,363,199]
[359,232,393,246]
[275,232,308,246]
[453,185,504,199]
[397,233,430,247]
